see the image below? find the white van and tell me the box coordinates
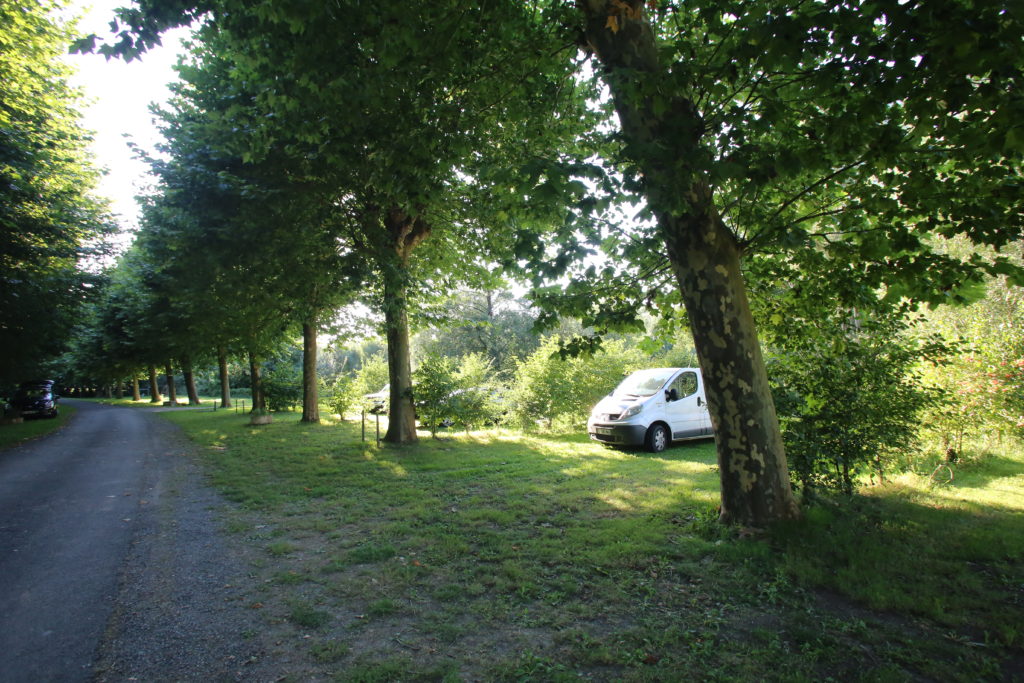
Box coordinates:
[587,367,712,453]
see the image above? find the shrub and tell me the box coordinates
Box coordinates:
[326,374,356,419]
[507,337,646,429]
[770,323,940,495]
[413,353,458,437]
[263,364,302,412]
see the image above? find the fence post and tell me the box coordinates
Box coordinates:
[375,412,380,446]
[361,409,365,442]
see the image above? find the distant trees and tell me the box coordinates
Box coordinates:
[71,0,1023,527]
[0,0,113,385]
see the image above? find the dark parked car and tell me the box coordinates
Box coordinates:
[9,380,59,419]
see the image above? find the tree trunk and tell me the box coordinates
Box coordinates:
[249,352,266,412]
[148,365,162,403]
[218,346,232,408]
[302,320,320,423]
[165,362,178,404]
[132,377,141,401]
[381,208,431,444]
[580,1,799,526]
[114,381,123,399]
[182,356,201,405]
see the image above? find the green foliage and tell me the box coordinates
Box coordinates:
[0,0,113,383]
[752,248,944,495]
[770,327,940,495]
[351,356,390,412]
[917,247,1024,451]
[412,290,541,374]
[326,374,355,420]
[262,363,302,412]
[450,353,503,431]
[412,354,459,438]
[507,337,647,429]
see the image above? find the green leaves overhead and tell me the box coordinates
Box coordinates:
[0,0,114,383]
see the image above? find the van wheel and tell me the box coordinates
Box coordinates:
[645,423,669,453]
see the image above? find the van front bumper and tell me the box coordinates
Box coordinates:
[588,423,647,447]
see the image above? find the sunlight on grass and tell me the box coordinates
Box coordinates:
[155,407,1024,680]
[889,467,1024,511]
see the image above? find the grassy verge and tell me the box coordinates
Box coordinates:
[0,404,76,451]
[159,408,1023,681]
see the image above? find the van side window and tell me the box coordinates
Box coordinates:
[671,372,698,399]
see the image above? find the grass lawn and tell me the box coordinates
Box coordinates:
[0,404,76,451]
[154,408,1022,681]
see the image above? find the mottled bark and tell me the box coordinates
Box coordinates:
[164,363,178,404]
[182,356,201,405]
[579,0,799,525]
[131,377,142,402]
[148,365,162,403]
[381,208,431,444]
[302,320,320,423]
[218,347,232,408]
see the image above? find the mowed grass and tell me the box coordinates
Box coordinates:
[160,408,1024,682]
[0,404,76,451]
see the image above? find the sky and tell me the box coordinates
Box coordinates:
[63,0,190,233]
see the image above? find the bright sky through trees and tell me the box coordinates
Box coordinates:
[63,0,186,232]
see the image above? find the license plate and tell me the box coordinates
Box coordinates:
[595,427,613,435]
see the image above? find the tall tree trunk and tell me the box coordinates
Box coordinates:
[249,352,266,412]
[218,346,232,408]
[302,320,320,423]
[182,356,200,405]
[165,362,178,404]
[131,377,141,401]
[580,1,799,526]
[114,381,123,399]
[381,208,431,444]
[148,365,162,403]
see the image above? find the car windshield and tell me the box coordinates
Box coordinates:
[612,369,677,398]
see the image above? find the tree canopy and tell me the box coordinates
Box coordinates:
[1,0,114,385]
[70,0,1024,526]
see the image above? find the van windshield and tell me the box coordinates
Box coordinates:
[613,369,677,398]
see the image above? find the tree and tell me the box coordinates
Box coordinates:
[554,0,1023,525]
[1,0,113,384]
[412,289,541,375]
[77,0,1024,527]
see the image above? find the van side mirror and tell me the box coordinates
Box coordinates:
[666,388,679,402]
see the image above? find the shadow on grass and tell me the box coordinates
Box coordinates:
[159,407,1024,673]
[0,404,76,452]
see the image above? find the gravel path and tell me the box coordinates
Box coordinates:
[89,410,289,682]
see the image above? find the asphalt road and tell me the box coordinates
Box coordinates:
[0,400,275,683]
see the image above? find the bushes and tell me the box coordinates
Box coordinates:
[506,337,647,429]
[263,364,302,412]
[413,353,503,436]
[769,324,940,496]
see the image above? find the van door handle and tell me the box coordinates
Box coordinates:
[697,397,704,407]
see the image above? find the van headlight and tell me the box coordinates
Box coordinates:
[620,403,643,419]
